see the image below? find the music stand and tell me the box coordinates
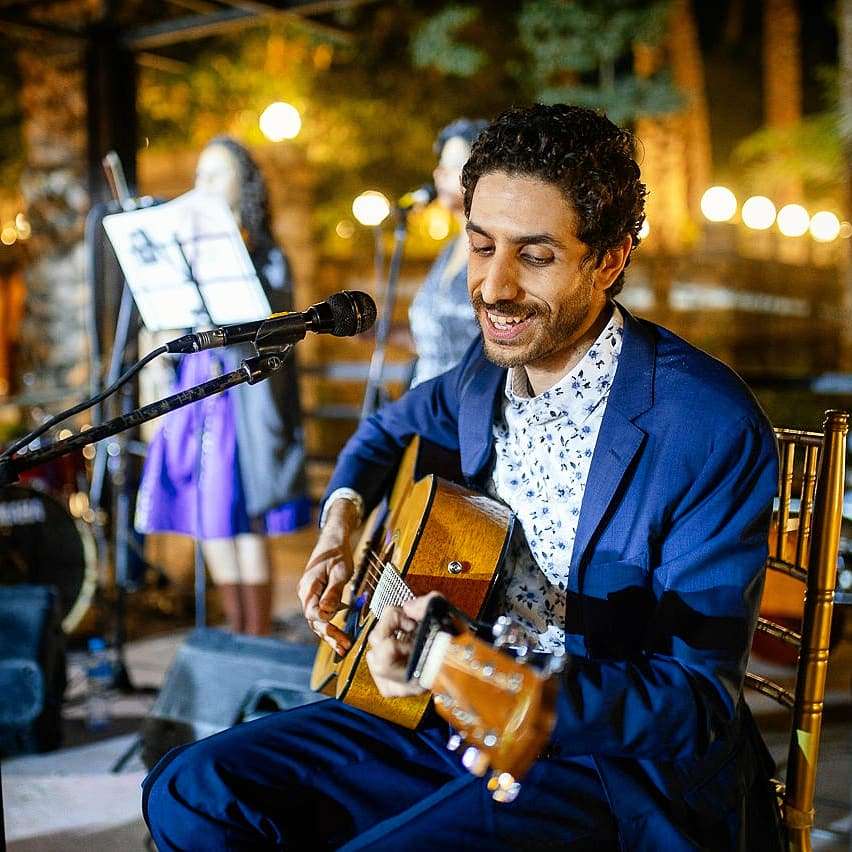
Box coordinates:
[102,189,270,332]
[102,190,272,634]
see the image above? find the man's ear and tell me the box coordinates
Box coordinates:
[593,234,633,293]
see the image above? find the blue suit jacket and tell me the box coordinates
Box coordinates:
[325,307,780,848]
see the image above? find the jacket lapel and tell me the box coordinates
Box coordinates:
[458,349,504,482]
[568,306,656,583]
[455,307,657,571]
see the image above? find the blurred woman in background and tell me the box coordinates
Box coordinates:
[135,136,309,636]
[407,117,488,387]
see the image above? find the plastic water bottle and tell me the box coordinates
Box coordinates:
[85,637,113,730]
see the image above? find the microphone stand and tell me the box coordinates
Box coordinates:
[361,207,410,419]
[0,349,292,491]
[88,151,160,693]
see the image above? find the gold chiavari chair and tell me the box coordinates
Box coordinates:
[745,409,849,852]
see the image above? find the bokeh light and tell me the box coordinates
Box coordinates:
[352,191,390,227]
[700,186,737,223]
[15,212,31,239]
[741,196,776,230]
[259,102,302,141]
[638,219,650,240]
[426,207,451,241]
[335,219,355,239]
[777,204,810,237]
[809,210,840,243]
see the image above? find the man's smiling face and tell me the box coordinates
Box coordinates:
[466,171,609,371]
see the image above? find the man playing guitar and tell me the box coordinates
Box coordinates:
[144,105,781,851]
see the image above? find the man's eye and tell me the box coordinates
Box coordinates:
[521,253,552,265]
[470,243,494,255]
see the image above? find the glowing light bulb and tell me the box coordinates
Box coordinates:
[741,196,776,230]
[700,186,737,223]
[352,191,390,227]
[259,102,301,141]
[0,224,16,246]
[776,204,810,238]
[809,210,840,243]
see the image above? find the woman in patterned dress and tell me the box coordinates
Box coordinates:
[135,137,310,635]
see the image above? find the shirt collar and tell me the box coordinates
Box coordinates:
[504,304,624,428]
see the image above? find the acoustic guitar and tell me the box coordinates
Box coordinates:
[310,436,515,728]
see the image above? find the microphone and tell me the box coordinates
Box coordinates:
[397,183,437,211]
[165,290,377,354]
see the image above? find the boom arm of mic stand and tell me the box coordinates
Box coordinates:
[0,347,293,488]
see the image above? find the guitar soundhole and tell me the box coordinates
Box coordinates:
[356,533,397,629]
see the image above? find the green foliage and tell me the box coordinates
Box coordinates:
[732,61,842,206]
[410,5,486,76]
[411,0,678,123]
[732,113,841,204]
[517,0,670,80]
[540,70,682,125]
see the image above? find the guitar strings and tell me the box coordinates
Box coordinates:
[357,547,415,612]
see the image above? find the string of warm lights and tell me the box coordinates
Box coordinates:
[699,185,845,242]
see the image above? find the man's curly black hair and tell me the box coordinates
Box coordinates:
[206,135,275,253]
[461,104,647,297]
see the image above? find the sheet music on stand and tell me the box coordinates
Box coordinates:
[102,189,270,331]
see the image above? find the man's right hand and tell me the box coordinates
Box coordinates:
[297,499,359,655]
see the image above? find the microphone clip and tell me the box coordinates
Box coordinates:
[241,347,293,384]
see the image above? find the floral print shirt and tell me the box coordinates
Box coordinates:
[489,306,624,652]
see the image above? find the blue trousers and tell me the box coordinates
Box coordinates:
[142,697,621,851]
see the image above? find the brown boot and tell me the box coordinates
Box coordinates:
[217,583,244,633]
[240,582,272,636]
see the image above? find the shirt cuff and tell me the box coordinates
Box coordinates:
[319,488,365,529]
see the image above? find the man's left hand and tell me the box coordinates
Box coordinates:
[366,593,441,698]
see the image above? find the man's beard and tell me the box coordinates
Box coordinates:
[471,268,596,369]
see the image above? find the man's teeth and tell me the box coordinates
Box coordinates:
[487,312,527,328]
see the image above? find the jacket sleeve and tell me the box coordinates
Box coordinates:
[554,414,778,761]
[321,343,478,518]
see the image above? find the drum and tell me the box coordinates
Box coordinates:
[18,449,87,499]
[0,485,96,634]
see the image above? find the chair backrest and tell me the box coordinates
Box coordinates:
[745,409,849,851]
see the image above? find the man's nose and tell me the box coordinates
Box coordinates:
[479,255,520,304]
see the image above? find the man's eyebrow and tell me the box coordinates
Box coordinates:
[465,221,567,250]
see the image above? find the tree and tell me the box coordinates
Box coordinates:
[136,5,515,256]
[633,0,710,252]
[412,0,679,125]
[763,0,803,205]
